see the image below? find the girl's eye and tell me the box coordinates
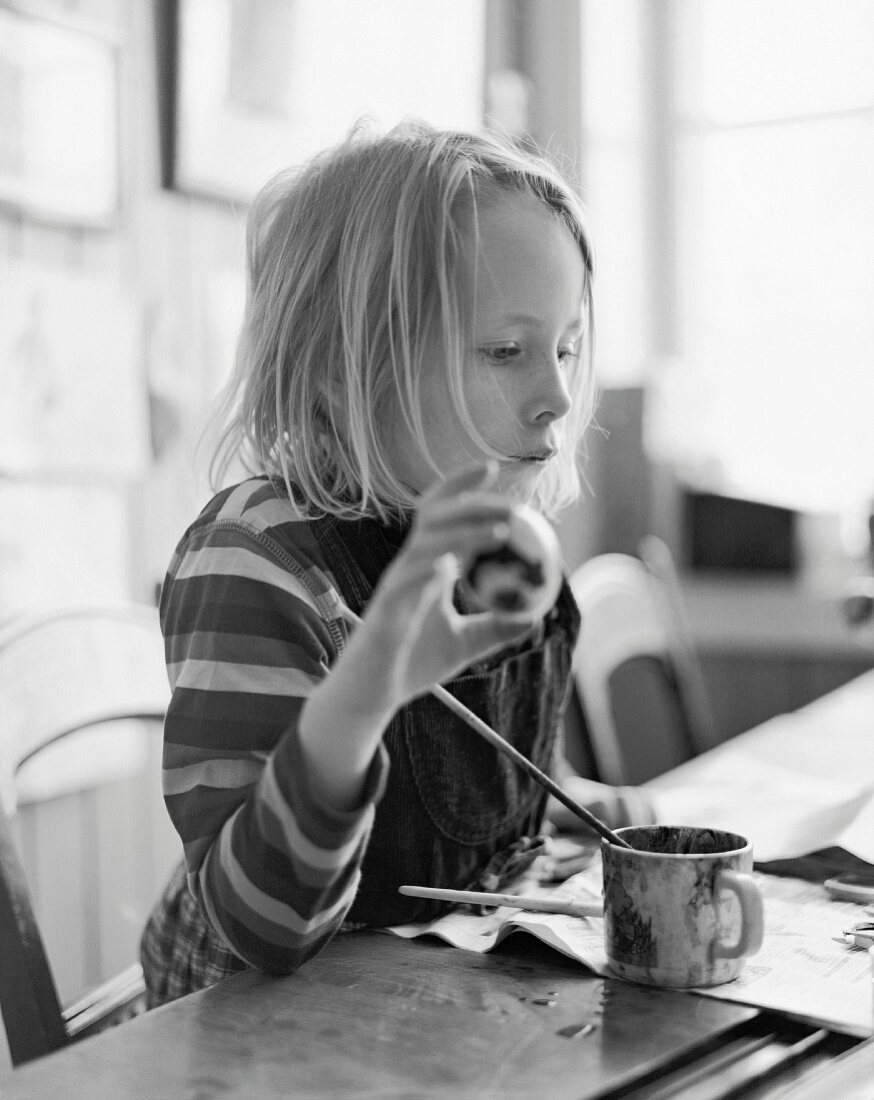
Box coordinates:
[480,344,521,364]
[558,344,579,364]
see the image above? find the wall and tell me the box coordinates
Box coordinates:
[0,0,241,1030]
[0,0,246,612]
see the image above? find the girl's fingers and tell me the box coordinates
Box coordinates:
[357,465,553,696]
[375,512,516,616]
[375,468,528,618]
[408,467,516,563]
[392,557,452,644]
[414,492,511,541]
[452,612,537,663]
[421,462,498,505]
[405,515,510,569]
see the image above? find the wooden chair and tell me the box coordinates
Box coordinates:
[568,537,717,786]
[0,604,172,1067]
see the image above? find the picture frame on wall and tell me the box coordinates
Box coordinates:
[156,0,486,206]
[0,3,121,228]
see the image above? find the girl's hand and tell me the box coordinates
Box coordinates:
[341,463,538,714]
[299,464,547,810]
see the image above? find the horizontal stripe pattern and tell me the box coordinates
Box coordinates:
[155,478,387,982]
[167,658,322,696]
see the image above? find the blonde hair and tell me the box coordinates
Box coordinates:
[209,119,596,520]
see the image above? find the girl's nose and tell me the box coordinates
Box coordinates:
[529,357,573,424]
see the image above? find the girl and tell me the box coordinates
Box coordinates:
[141,120,652,1006]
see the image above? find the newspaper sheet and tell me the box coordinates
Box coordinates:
[388,865,873,1037]
[647,754,874,865]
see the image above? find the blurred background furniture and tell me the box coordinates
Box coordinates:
[843,574,874,629]
[0,605,176,1067]
[567,537,718,785]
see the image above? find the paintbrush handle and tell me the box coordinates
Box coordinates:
[399,884,602,919]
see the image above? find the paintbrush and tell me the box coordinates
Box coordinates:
[429,682,633,849]
[399,884,602,919]
[338,603,633,850]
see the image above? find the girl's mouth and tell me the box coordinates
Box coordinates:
[507,449,557,465]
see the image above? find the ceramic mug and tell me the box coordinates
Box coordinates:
[601,825,765,988]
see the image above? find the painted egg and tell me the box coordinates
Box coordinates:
[461,504,562,620]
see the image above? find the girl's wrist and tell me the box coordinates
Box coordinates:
[336,614,411,715]
[297,665,396,811]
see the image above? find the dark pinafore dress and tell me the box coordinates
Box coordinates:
[312,513,581,927]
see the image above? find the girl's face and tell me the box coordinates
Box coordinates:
[383,190,586,504]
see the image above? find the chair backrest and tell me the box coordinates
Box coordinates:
[0,604,172,1067]
[569,539,717,786]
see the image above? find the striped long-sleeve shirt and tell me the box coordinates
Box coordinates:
[157,478,389,978]
[145,476,653,1001]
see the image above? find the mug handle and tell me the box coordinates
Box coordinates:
[714,870,765,960]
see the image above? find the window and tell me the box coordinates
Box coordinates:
[581,0,874,525]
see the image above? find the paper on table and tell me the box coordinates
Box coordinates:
[388,866,873,1037]
[693,873,873,1037]
[647,754,874,864]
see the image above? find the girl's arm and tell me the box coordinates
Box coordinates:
[160,498,384,975]
[162,467,534,974]
[298,465,535,809]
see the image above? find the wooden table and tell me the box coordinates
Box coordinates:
[3,676,873,1097]
[1,932,765,1099]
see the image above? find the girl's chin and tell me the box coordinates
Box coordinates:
[494,464,545,503]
